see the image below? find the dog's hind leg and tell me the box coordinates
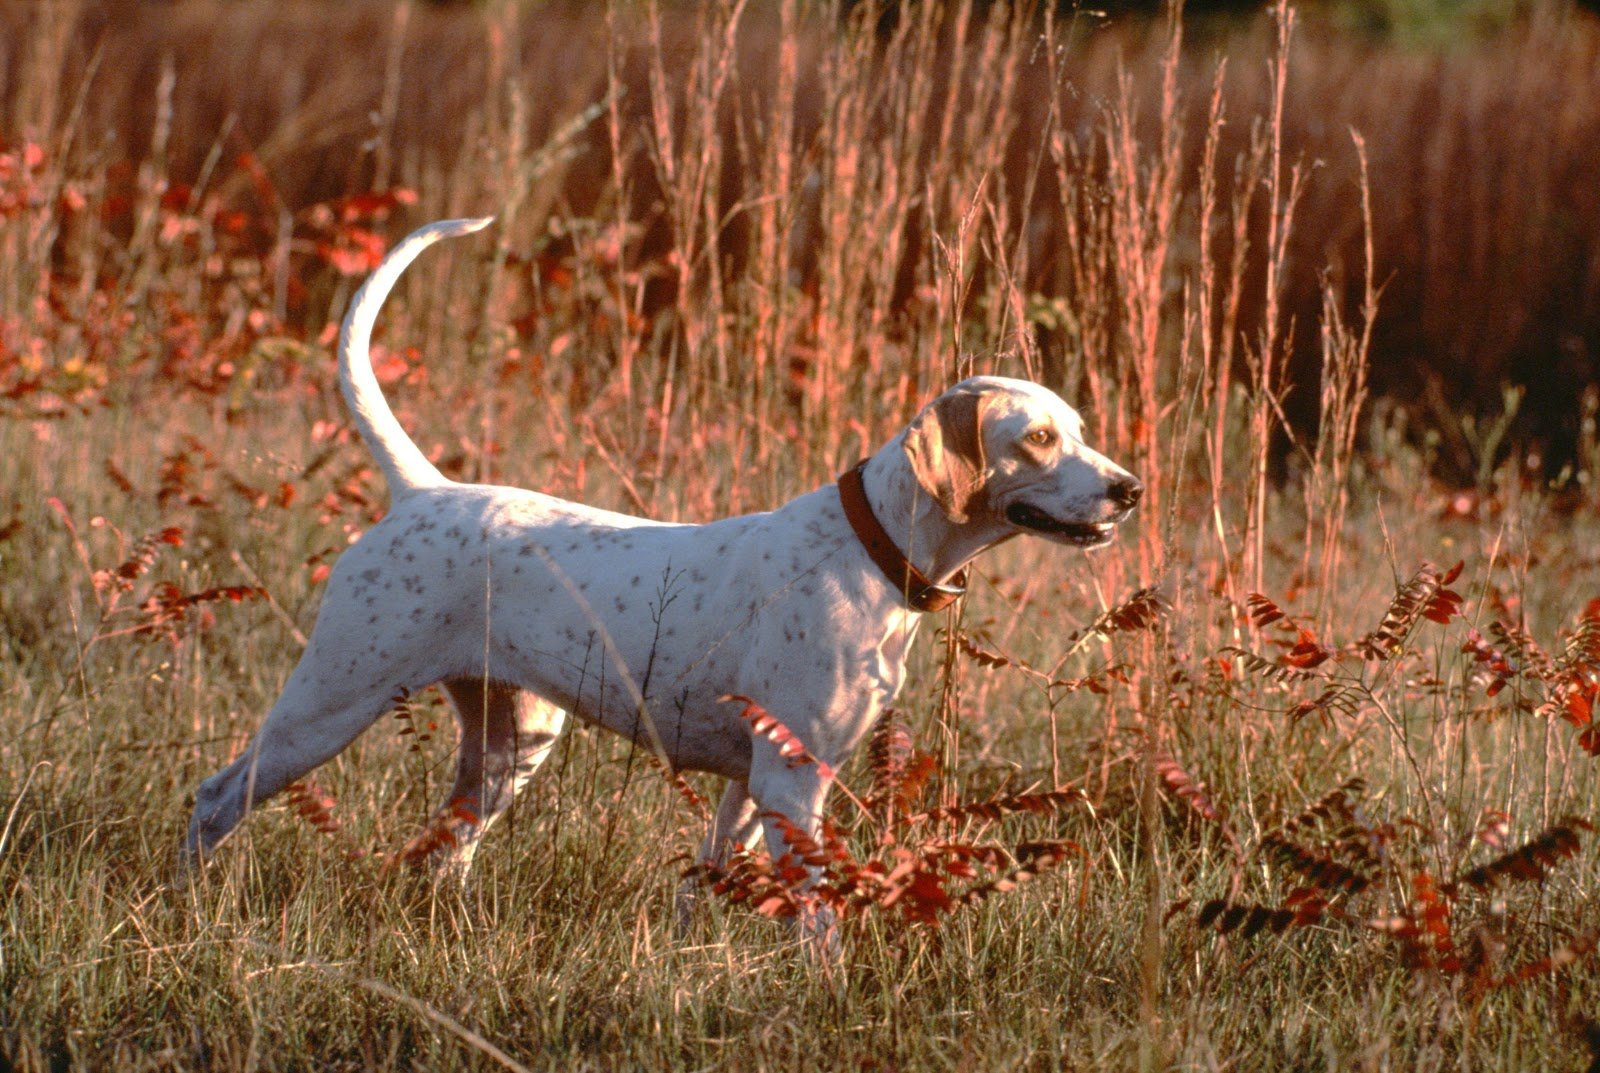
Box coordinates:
[398,677,566,877]
[675,779,761,930]
[184,667,411,866]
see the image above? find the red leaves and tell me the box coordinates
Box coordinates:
[708,854,806,920]
[0,142,49,225]
[867,713,914,794]
[953,629,1129,696]
[1456,600,1600,757]
[1286,686,1359,726]
[336,189,420,220]
[132,582,267,641]
[865,713,937,816]
[391,694,434,753]
[644,755,712,818]
[306,189,419,275]
[284,782,341,836]
[1244,595,1333,669]
[1096,586,1173,633]
[1277,777,1367,840]
[396,798,482,868]
[954,632,1010,668]
[1218,646,1318,685]
[1548,602,1600,753]
[283,782,368,862]
[1449,818,1595,893]
[720,694,834,780]
[1250,777,1376,896]
[1222,563,1481,728]
[316,229,389,276]
[1234,591,1335,678]
[49,501,266,647]
[908,787,1085,827]
[1397,870,1460,972]
[1246,592,1290,630]
[1185,774,1598,996]
[1260,834,1372,895]
[93,526,186,593]
[1377,866,1600,990]
[956,840,1081,907]
[1494,932,1600,989]
[1064,586,1172,650]
[1153,752,1224,824]
[1462,627,1517,697]
[689,700,1085,936]
[1280,630,1334,670]
[1242,563,1465,673]
[1358,561,1465,660]
[389,770,484,868]
[1196,895,1325,938]
[1053,665,1131,695]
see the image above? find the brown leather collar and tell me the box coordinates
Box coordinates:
[837,460,966,612]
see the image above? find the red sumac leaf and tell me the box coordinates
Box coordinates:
[1580,726,1600,756]
[1247,593,1286,629]
[1153,753,1224,823]
[956,632,1010,668]
[720,694,833,778]
[1282,632,1333,669]
[1197,899,1226,929]
[755,894,794,918]
[1565,689,1593,728]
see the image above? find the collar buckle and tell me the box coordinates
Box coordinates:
[837,460,966,613]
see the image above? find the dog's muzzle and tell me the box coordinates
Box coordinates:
[1005,476,1141,547]
[1004,503,1118,546]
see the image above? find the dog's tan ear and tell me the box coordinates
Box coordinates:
[904,389,989,523]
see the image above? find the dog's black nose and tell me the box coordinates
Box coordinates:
[1108,476,1144,510]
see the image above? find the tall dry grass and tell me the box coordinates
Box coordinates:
[3,1,1600,1069]
[5,0,1598,479]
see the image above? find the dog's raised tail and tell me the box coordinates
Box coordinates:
[338,216,494,496]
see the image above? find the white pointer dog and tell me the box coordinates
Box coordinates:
[184,218,1142,922]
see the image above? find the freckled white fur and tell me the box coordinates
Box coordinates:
[183,219,1141,935]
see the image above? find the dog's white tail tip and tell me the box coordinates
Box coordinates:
[439,216,495,237]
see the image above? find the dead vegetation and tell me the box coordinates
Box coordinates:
[3,1,1600,1069]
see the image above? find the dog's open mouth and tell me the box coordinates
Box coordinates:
[1005,503,1116,547]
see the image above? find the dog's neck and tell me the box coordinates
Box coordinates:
[860,443,1013,591]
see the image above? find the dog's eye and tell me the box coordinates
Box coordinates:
[1025,427,1057,448]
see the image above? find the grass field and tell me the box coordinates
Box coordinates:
[4,1,1600,1070]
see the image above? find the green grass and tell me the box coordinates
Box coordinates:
[6,374,1600,1069]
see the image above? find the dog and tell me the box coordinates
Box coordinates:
[184,218,1142,927]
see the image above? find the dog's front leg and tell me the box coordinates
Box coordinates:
[748,754,838,948]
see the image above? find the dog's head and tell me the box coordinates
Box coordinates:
[903,376,1141,547]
